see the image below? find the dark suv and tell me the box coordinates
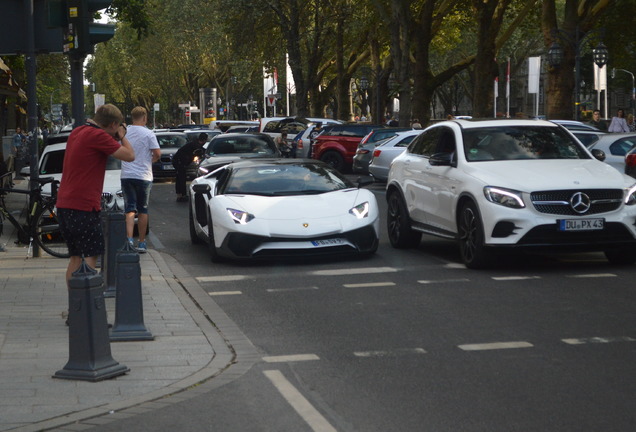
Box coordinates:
[311,124,383,172]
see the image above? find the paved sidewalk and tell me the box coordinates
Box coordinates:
[0,181,257,431]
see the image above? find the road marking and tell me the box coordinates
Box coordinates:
[197,275,247,282]
[343,282,396,288]
[262,354,320,363]
[566,273,617,278]
[310,267,398,276]
[353,348,426,358]
[263,370,336,432]
[458,341,533,351]
[209,291,242,296]
[267,287,320,293]
[562,336,636,345]
[491,276,541,281]
[418,278,470,284]
[444,263,466,269]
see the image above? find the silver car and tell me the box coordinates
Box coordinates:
[368,130,423,181]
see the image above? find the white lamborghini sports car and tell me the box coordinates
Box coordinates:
[188,159,380,261]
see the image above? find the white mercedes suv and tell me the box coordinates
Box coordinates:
[386,119,636,268]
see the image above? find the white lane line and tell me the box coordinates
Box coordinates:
[262,354,320,363]
[353,348,426,358]
[491,276,541,281]
[418,278,470,284]
[458,341,533,351]
[444,263,467,269]
[566,273,617,278]
[343,282,396,288]
[562,336,636,345]
[310,267,398,276]
[209,291,242,296]
[197,275,247,282]
[263,370,337,432]
[267,287,320,293]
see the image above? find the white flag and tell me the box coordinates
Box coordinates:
[528,57,541,94]
[286,53,296,95]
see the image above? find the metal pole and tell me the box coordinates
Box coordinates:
[70,54,86,128]
[574,27,581,121]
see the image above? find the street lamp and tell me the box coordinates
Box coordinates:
[547,27,608,121]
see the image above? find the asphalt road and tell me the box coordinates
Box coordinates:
[90,179,636,432]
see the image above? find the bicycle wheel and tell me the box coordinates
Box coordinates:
[33,204,69,258]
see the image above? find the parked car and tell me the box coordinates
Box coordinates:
[197,132,281,176]
[386,118,636,268]
[587,133,636,172]
[550,119,602,131]
[152,131,190,179]
[188,159,379,261]
[352,127,412,174]
[208,120,259,132]
[570,130,607,148]
[368,130,424,181]
[622,139,636,179]
[37,142,123,211]
[311,123,383,172]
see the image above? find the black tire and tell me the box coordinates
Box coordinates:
[457,201,492,269]
[320,151,345,172]
[189,203,204,245]
[604,248,636,265]
[386,191,421,248]
[33,204,70,258]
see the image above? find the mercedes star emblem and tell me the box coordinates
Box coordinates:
[569,192,591,214]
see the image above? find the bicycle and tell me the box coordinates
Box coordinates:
[0,175,70,258]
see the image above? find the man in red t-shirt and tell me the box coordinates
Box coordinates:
[57,104,135,285]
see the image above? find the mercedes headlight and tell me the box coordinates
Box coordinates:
[349,202,370,219]
[483,186,525,209]
[625,184,636,205]
[227,208,255,224]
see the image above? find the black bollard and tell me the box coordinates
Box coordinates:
[54,259,129,382]
[110,241,154,341]
[103,212,126,298]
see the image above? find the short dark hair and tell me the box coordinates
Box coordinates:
[198,133,208,141]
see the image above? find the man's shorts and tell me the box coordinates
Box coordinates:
[57,208,104,258]
[121,178,152,214]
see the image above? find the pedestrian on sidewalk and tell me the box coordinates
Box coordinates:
[120,106,161,253]
[608,108,630,133]
[56,104,135,285]
[172,133,205,202]
[587,109,608,131]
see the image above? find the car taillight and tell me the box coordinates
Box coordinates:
[626,153,636,167]
[373,149,382,158]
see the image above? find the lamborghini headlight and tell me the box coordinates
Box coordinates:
[483,186,525,209]
[349,202,370,219]
[227,208,255,224]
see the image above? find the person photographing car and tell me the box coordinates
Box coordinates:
[173,132,206,202]
[56,104,135,288]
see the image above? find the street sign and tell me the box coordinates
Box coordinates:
[267,95,276,106]
[154,103,160,112]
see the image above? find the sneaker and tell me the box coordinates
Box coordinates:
[137,241,147,253]
[127,237,135,247]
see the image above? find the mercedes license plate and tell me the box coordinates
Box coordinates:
[558,218,604,231]
[311,238,345,247]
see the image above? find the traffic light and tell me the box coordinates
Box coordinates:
[65,0,115,55]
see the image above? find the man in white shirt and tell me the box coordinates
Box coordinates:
[120,106,161,253]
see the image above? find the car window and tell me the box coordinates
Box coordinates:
[463,126,589,162]
[573,133,600,148]
[156,135,187,149]
[609,138,636,156]
[40,150,65,175]
[396,135,417,147]
[409,128,440,156]
[207,136,277,156]
[436,127,456,154]
[262,121,281,133]
[222,164,354,196]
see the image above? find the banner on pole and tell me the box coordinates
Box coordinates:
[528,57,541,94]
[594,64,607,91]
